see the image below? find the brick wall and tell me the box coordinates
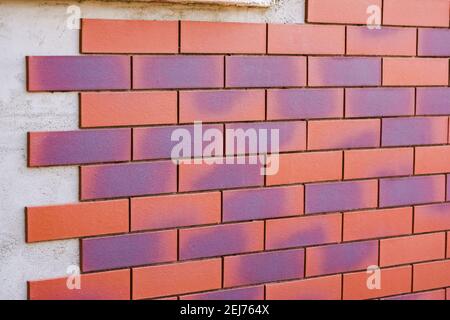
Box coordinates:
[26,0,450,300]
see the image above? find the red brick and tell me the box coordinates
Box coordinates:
[344,148,413,179]
[266,275,341,300]
[347,26,416,56]
[80,91,177,127]
[267,151,342,185]
[132,259,222,299]
[29,269,130,300]
[413,260,450,291]
[179,90,265,123]
[308,119,380,151]
[343,266,412,300]
[343,207,413,242]
[380,233,446,267]
[181,21,266,54]
[383,0,449,27]
[307,0,382,24]
[416,146,450,175]
[383,58,449,86]
[81,19,178,53]
[268,24,345,54]
[131,192,221,231]
[266,213,342,250]
[26,199,129,243]
[179,221,264,260]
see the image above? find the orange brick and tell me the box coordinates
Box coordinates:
[384,0,449,27]
[343,207,413,242]
[380,233,446,267]
[383,58,449,86]
[268,24,345,54]
[308,119,380,151]
[80,91,177,127]
[344,148,413,179]
[26,200,129,243]
[81,19,178,53]
[416,146,450,175]
[29,269,130,300]
[132,259,222,299]
[266,275,342,300]
[347,26,416,56]
[131,192,221,231]
[413,260,450,291]
[266,151,342,185]
[181,21,266,54]
[343,266,412,300]
[307,0,382,24]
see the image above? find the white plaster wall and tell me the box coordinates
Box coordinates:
[0,0,304,300]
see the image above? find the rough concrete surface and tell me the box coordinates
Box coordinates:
[0,0,304,299]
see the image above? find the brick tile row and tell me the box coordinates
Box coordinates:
[28,55,450,92]
[81,18,450,56]
[78,87,450,127]
[308,0,449,27]
[28,258,450,300]
[29,116,450,167]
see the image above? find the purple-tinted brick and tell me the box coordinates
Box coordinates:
[382,117,448,146]
[28,129,130,167]
[417,88,450,115]
[448,175,450,200]
[133,55,224,89]
[179,221,264,260]
[224,249,305,287]
[305,180,378,214]
[309,57,381,87]
[265,213,342,250]
[225,121,306,155]
[306,241,379,277]
[181,286,264,300]
[419,28,450,56]
[179,90,265,123]
[346,88,414,118]
[380,175,446,207]
[225,56,306,88]
[133,124,224,160]
[81,161,177,200]
[223,186,303,222]
[267,89,344,120]
[179,157,264,192]
[81,230,177,272]
[27,56,130,91]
